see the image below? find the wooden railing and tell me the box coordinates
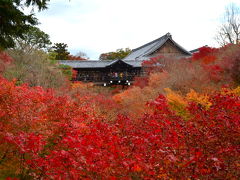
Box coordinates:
[76,75,136,83]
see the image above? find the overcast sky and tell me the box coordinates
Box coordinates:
[36,0,239,59]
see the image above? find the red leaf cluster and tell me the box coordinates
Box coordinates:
[0,51,14,73]
[0,76,239,179]
[192,46,218,61]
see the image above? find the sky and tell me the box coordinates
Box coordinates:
[35,0,240,60]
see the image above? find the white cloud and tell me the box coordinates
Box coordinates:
[36,0,240,59]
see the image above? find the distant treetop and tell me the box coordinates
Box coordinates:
[99,48,131,60]
[51,43,70,60]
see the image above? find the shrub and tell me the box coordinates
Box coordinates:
[0,51,14,73]
[0,77,239,179]
[58,64,73,80]
[3,49,69,89]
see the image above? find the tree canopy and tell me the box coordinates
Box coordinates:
[51,43,70,60]
[99,48,131,60]
[12,26,52,53]
[0,0,50,50]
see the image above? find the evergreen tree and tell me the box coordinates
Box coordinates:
[51,43,70,60]
[0,0,50,49]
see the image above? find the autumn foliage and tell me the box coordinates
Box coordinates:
[0,74,239,179]
[0,44,240,179]
[0,51,13,73]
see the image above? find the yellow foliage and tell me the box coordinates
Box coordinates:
[221,86,240,96]
[231,86,240,95]
[164,88,187,106]
[165,88,213,118]
[164,88,189,119]
[186,89,212,109]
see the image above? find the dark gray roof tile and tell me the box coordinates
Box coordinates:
[123,33,191,61]
[58,60,142,68]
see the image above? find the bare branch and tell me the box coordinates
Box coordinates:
[215,3,240,46]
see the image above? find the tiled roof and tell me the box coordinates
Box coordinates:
[123,33,192,61]
[124,60,142,67]
[59,60,112,68]
[59,33,192,68]
[58,60,142,68]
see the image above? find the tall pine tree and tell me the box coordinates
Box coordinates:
[51,43,70,60]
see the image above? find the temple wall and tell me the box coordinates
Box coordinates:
[153,40,188,57]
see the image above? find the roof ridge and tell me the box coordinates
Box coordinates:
[132,33,170,52]
[142,38,168,56]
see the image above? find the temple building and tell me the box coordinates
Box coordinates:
[59,33,192,85]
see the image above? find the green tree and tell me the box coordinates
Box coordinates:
[0,0,50,49]
[99,48,131,60]
[12,26,52,53]
[59,64,73,80]
[51,43,70,60]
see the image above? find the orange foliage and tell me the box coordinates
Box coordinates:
[71,81,94,89]
[112,86,154,118]
[148,71,168,88]
[186,89,212,109]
